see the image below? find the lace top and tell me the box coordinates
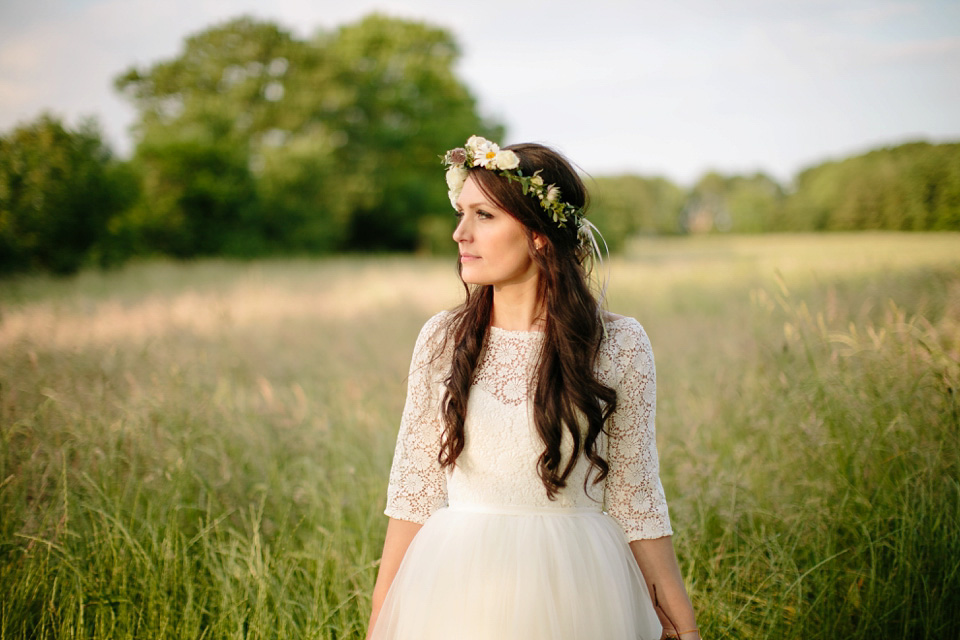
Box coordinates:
[385,311,672,541]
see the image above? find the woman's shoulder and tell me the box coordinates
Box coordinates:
[410,310,455,356]
[421,309,453,333]
[602,311,647,336]
[600,312,653,355]
[406,311,456,376]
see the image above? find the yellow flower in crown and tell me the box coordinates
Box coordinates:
[466,135,499,168]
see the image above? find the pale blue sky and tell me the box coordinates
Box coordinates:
[1,0,958,183]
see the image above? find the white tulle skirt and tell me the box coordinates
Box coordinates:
[371,504,663,640]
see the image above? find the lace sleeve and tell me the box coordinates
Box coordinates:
[602,319,673,541]
[384,312,450,524]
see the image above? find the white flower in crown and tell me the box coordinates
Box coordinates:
[467,136,500,167]
[464,135,484,154]
[494,149,519,170]
[545,185,561,203]
[445,165,469,206]
[464,135,489,159]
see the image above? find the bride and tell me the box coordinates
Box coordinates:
[366,136,701,640]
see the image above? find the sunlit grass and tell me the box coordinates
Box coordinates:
[1,233,958,639]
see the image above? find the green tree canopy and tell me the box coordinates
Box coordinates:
[115,14,501,256]
[0,114,133,274]
[783,142,960,231]
[588,175,686,248]
[681,172,784,233]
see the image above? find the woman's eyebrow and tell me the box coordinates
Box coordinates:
[458,200,495,210]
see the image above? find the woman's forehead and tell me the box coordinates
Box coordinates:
[456,176,501,210]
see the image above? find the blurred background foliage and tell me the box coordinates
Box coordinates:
[1,13,959,274]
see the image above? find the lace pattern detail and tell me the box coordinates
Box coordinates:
[472,327,541,406]
[596,319,673,540]
[385,312,672,540]
[385,313,452,523]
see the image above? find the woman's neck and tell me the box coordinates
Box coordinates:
[489,277,543,332]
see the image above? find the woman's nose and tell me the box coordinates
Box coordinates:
[452,217,469,243]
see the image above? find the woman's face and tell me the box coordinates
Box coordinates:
[453,175,540,289]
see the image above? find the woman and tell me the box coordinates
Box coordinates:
[366,137,700,640]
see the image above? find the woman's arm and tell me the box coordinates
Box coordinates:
[630,536,699,640]
[601,321,698,637]
[366,518,423,639]
[369,314,451,636]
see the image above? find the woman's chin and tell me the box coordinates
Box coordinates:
[460,276,486,285]
[459,263,485,285]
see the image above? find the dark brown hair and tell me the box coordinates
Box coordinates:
[438,143,617,499]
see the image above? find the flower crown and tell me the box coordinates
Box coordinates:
[442,136,583,229]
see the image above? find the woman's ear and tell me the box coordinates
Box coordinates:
[532,233,545,251]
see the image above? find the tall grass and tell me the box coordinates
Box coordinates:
[675,283,959,638]
[1,235,958,639]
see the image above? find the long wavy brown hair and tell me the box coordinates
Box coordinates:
[438,143,617,499]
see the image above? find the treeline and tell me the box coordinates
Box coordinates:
[1,15,959,275]
[1,14,500,274]
[0,116,138,273]
[589,142,960,250]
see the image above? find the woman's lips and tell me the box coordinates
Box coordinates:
[460,254,480,262]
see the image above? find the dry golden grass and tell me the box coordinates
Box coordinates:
[1,233,958,639]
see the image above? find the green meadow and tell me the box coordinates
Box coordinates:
[1,233,958,639]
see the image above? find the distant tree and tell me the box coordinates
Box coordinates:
[116,14,500,255]
[115,18,298,256]
[780,162,841,231]
[589,175,685,249]
[724,173,784,232]
[682,172,728,233]
[0,114,132,274]
[126,139,260,257]
[783,142,960,231]
[680,171,785,233]
[324,14,503,250]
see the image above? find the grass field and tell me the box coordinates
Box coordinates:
[1,233,958,639]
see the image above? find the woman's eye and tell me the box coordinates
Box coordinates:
[454,211,464,219]
[477,210,493,219]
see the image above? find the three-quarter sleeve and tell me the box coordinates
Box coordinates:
[603,320,673,541]
[384,312,451,524]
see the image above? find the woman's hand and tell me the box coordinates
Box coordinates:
[629,536,698,640]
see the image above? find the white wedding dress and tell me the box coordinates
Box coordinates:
[371,312,672,640]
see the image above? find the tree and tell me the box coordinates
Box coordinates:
[722,173,784,233]
[678,172,785,233]
[0,114,132,274]
[588,174,685,249]
[323,14,503,250]
[126,139,260,257]
[115,18,297,256]
[782,142,960,231]
[115,14,501,255]
[682,172,728,233]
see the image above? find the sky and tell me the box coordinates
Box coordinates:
[1,0,959,184]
